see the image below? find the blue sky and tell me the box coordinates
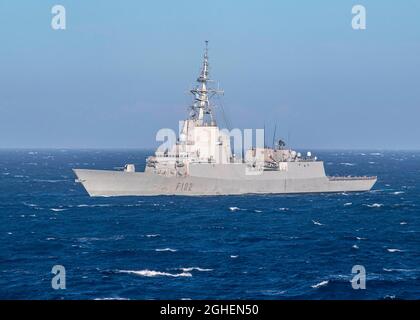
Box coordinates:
[0,0,419,149]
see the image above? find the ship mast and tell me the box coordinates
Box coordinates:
[189,41,223,126]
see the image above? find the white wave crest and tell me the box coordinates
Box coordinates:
[311,280,329,289]
[366,203,383,208]
[312,220,323,226]
[392,191,404,195]
[118,269,192,277]
[178,267,213,272]
[94,297,129,300]
[229,207,240,212]
[340,163,356,166]
[383,268,419,272]
[146,234,160,238]
[155,248,177,252]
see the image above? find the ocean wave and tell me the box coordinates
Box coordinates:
[352,245,359,249]
[118,269,192,277]
[344,202,352,206]
[400,222,407,225]
[94,297,129,300]
[391,191,404,195]
[145,234,160,238]
[312,220,323,226]
[366,203,383,208]
[229,207,240,212]
[155,248,177,252]
[50,208,67,212]
[77,204,112,208]
[77,235,124,242]
[311,280,329,289]
[383,268,419,273]
[230,255,239,258]
[177,267,213,272]
[387,248,404,253]
[340,163,356,166]
[258,289,286,296]
[23,202,38,207]
[33,179,68,183]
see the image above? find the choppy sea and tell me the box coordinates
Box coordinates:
[0,149,419,299]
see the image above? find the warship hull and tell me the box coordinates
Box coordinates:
[74,162,376,197]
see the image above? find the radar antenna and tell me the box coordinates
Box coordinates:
[189,41,223,125]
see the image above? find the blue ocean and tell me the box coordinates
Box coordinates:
[0,149,418,300]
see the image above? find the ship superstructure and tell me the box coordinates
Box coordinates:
[74,42,377,196]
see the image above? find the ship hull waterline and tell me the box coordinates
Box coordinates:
[73,168,377,197]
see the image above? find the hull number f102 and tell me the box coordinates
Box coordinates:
[176,182,193,191]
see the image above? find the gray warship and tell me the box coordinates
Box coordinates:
[74,42,377,196]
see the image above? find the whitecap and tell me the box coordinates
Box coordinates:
[312,220,323,226]
[118,269,191,277]
[400,222,407,225]
[392,191,404,195]
[387,248,403,253]
[383,268,419,272]
[229,207,240,212]
[23,202,37,207]
[370,153,382,156]
[33,179,67,183]
[259,290,286,296]
[366,203,383,208]
[94,297,130,300]
[278,207,289,211]
[146,234,160,238]
[352,245,359,249]
[77,204,112,208]
[344,202,352,206]
[356,237,367,240]
[178,267,213,272]
[155,248,177,252]
[230,255,239,258]
[50,208,67,212]
[254,210,263,213]
[340,163,355,166]
[311,280,329,289]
